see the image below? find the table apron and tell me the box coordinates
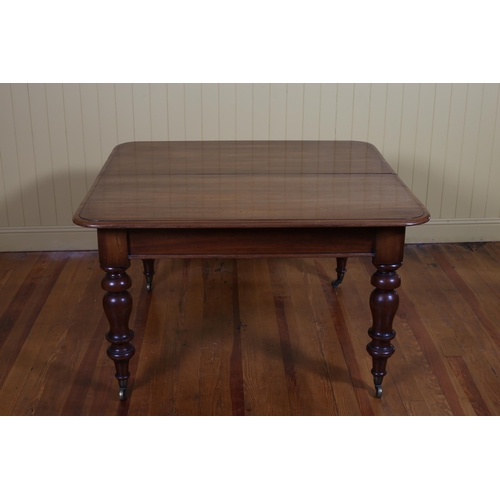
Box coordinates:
[127,227,377,258]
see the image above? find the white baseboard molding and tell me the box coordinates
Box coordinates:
[0,226,98,251]
[406,218,500,243]
[1,219,499,252]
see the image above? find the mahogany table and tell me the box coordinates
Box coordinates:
[73,141,430,401]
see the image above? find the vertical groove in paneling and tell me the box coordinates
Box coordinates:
[352,83,371,142]
[115,83,134,144]
[79,85,89,192]
[0,84,24,226]
[161,83,170,141]
[167,83,185,141]
[302,83,321,140]
[80,83,103,186]
[184,83,202,140]
[97,84,118,166]
[22,84,44,224]
[0,153,9,226]
[284,84,289,140]
[132,83,152,141]
[285,83,304,140]
[440,83,468,219]
[412,84,436,205]
[455,83,484,218]
[319,83,337,140]
[60,85,74,214]
[219,83,236,140]
[299,83,305,139]
[201,84,218,141]
[63,83,88,210]
[45,83,73,226]
[398,83,420,187]
[485,85,500,218]
[426,83,452,217]
[367,83,387,149]
[218,84,221,139]
[27,84,57,226]
[236,84,253,140]
[1,83,500,238]
[10,83,41,226]
[253,83,270,140]
[471,84,499,218]
[382,83,404,172]
[335,84,354,140]
[269,83,287,140]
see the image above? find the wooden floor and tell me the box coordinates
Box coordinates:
[1,242,500,416]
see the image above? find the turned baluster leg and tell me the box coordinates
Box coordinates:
[332,257,348,288]
[101,266,135,401]
[142,259,155,291]
[366,227,405,398]
[366,262,401,398]
[98,229,135,401]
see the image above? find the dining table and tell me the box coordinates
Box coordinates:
[73,140,430,401]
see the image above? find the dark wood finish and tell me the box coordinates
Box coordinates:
[142,259,155,291]
[73,141,430,401]
[332,257,348,287]
[367,227,406,396]
[3,244,500,415]
[91,141,396,176]
[128,228,376,258]
[73,141,429,229]
[101,265,135,401]
[98,229,135,400]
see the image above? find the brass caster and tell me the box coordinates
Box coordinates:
[332,277,344,288]
[146,277,153,292]
[119,387,127,401]
[374,376,383,398]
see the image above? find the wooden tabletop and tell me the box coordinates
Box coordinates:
[73,141,430,229]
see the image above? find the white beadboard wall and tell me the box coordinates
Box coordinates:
[1,83,500,251]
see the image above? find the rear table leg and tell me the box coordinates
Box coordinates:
[142,259,155,291]
[332,257,348,288]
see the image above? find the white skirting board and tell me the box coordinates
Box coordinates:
[0,219,500,252]
[0,226,98,251]
[405,218,500,243]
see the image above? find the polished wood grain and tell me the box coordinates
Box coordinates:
[1,244,500,415]
[88,140,397,176]
[77,173,428,228]
[128,228,376,258]
[73,141,429,228]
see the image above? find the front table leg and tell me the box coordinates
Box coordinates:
[101,265,135,400]
[98,229,136,401]
[366,261,401,398]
